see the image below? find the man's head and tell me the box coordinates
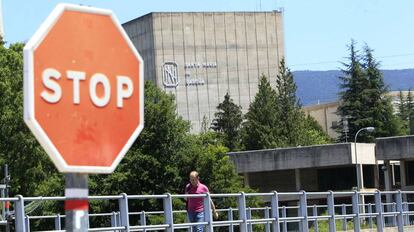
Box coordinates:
[189,171,199,187]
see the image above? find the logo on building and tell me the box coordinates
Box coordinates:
[162,62,179,87]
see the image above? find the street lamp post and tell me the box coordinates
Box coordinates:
[354,127,375,192]
[354,126,375,217]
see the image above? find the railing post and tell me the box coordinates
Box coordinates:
[327,191,336,232]
[55,214,62,230]
[341,204,347,231]
[375,190,384,232]
[111,212,118,232]
[396,191,404,232]
[163,193,174,232]
[117,212,121,229]
[392,202,397,226]
[119,193,130,232]
[270,191,280,232]
[403,202,409,225]
[299,191,309,232]
[352,191,361,232]
[15,195,26,232]
[25,215,30,232]
[382,202,386,227]
[264,206,270,232]
[140,211,147,232]
[368,203,373,228]
[238,192,248,232]
[228,208,234,232]
[203,193,213,232]
[312,205,318,232]
[282,206,287,232]
[247,207,252,232]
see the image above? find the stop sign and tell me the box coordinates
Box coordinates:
[23,4,144,173]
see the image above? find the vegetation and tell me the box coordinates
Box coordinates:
[242,74,280,150]
[211,93,243,151]
[275,59,303,146]
[242,60,331,150]
[336,41,403,142]
[397,89,414,134]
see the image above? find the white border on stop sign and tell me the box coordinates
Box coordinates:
[23,3,144,174]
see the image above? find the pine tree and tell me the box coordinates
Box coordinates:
[337,40,369,142]
[397,90,409,133]
[275,59,304,146]
[337,41,403,142]
[361,44,402,140]
[242,61,330,150]
[398,90,408,121]
[407,89,414,134]
[211,93,243,151]
[242,75,281,150]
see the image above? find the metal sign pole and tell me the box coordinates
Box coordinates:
[65,173,88,232]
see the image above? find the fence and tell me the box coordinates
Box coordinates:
[1,190,414,231]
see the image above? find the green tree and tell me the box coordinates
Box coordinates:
[337,40,369,142]
[242,64,330,150]
[275,59,330,146]
[275,59,305,146]
[337,41,402,142]
[361,44,402,140]
[397,90,409,133]
[407,90,414,134]
[211,93,243,151]
[301,115,332,145]
[242,75,280,150]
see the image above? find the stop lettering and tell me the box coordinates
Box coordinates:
[41,68,133,108]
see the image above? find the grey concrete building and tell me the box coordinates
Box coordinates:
[376,136,414,193]
[123,11,284,132]
[228,143,379,201]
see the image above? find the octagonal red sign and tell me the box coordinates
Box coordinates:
[23,4,144,173]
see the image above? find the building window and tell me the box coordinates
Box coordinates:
[331,121,338,129]
[405,161,414,186]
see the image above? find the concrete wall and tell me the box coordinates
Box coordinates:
[303,102,339,138]
[376,135,414,160]
[352,143,377,164]
[228,143,376,174]
[123,12,284,132]
[123,14,156,83]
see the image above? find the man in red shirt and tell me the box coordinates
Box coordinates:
[185,171,218,232]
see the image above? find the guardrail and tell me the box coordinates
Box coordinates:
[1,190,414,231]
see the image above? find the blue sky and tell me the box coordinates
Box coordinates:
[3,0,414,71]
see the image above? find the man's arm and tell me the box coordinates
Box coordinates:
[206,186,218,219]
[210,199,219,219]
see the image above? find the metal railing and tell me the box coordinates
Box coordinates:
[2,190,414,231]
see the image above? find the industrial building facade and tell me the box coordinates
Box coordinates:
[123,12,284,132]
